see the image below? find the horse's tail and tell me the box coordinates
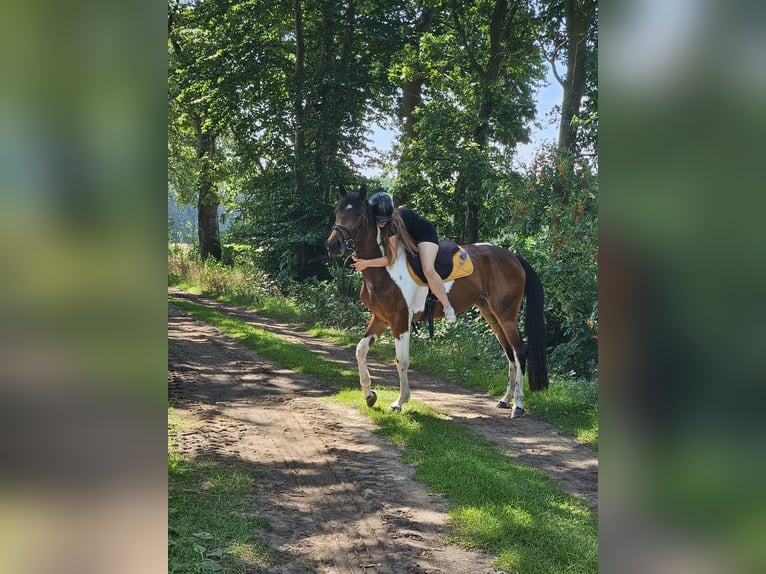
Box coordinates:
[518,255,549,391]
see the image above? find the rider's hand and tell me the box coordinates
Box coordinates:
[351,254,367,271]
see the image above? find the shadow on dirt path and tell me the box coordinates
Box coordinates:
[169,288,598,512]
[169,300,497,573]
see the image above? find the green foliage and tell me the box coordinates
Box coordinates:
[494,146,598,379]
[284,266,369,329]
[234,188,333,283]
[392,0,545,242]
[168,245,278,305]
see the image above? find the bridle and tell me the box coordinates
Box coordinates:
[328,211,368,274]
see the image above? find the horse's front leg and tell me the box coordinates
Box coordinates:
[389,329,411,411]
[356,315,389,407]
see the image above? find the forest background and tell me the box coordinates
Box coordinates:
[168,0,598,380]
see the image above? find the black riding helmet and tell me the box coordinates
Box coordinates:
[369,192,394,222]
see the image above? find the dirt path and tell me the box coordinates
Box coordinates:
[168,288,598,572]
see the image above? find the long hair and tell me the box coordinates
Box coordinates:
[379,210,418,259]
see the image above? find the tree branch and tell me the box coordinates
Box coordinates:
[450,0,485,80]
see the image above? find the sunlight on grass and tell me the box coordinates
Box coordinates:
[256,296,302,322]
[524,378,598,449]
[171,299,359,389]
[170,281,203,295]
[172,299,598,573]
[331,389,597,574]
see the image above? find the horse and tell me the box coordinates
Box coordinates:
[325,184,548,417]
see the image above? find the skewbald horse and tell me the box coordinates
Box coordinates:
[325,184,548,417]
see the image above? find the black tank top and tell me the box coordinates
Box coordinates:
[399,208,439,245]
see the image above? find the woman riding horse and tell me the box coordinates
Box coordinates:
[326,184,548,416]
[350,192,456,323]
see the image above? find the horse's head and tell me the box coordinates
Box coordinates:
[325,183,369,257]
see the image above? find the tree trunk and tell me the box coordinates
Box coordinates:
[557,0,594,152]
[294,0,306,196]
[194,116,221,261]
[197,197,220,261]
[464,196,480,244]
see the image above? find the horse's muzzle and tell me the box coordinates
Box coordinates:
[326,237,343,257]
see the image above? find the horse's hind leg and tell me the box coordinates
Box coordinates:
[476,300,525,417]
[356,315,389,407]
[389,329,411,411]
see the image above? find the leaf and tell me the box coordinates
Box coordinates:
[192,531,215,540]
[193,543,207,557]
[201,559,223,571]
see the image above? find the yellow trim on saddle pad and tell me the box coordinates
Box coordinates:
[406,248,474,287]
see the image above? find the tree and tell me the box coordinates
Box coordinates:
[168,0,227,261]
[393,0,545,243]
[540,0,597,155]
[232,0,403,280]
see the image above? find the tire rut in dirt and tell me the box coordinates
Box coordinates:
[169,303,495,573]
[169,289,598,511]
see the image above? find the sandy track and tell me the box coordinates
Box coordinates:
[169,301,496,573]
[169,288,597,509]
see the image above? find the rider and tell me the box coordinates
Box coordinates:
[351,192,456,323]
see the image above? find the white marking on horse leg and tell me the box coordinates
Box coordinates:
[500,349,523,409]
[390,330,411,410]
[356,335,376,400]
[385,242,428,313]
[512,351,524,411]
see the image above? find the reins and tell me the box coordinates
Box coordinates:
[329,212,368,277]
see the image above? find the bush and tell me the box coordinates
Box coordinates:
[285,264,368,329]
[168,245,278,304]
[491,146,598,380]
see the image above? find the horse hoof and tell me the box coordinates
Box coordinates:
[511,407,525,418]
[365,391,377,408]
[497,400,511,409]
[389,404,401,412]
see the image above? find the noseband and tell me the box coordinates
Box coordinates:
[329,212,368,257]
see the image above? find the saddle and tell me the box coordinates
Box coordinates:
[405,239,473,287]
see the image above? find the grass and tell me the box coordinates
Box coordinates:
[171,299,359,387]
[170,269,598,449]
[524,378,598,446]
[333,389,597,573]
[403,329,599,448]
[169,297,598,573]
[168,414,282,573]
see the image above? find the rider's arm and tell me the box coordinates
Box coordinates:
[352,235,398,270]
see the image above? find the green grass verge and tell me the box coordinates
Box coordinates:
[170,282,598,449]
[172,299,359,387]
[361,324,598,449]
[170,298,598,573]
[169,415,281,573]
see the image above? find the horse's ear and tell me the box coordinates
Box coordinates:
[359,184,367,201]
[339,184,347,197]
